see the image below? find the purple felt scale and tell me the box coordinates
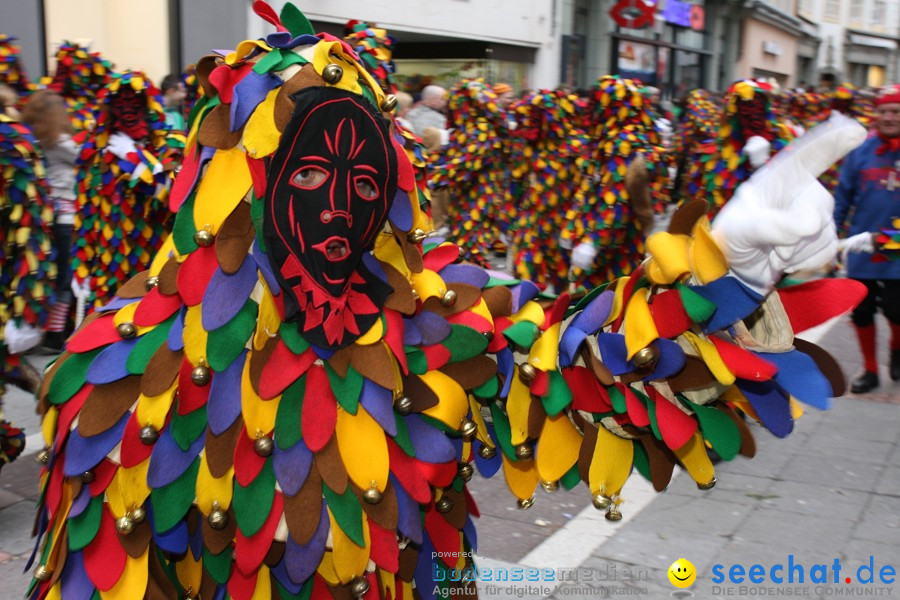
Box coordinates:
[572,290,614,334]
[207,350,246,435]
[597,333,630,375]
[150,506,189,554]
[402,317,422,346]
[67,484,92,519]
[202,256,259,331]
[362,252,388,283]
[691,277,764,332]
[388,189,413,231]
[359,379,396,436]
[497,348,515,398]
[403,414,456,463]
[757,350,832,410]
[264,32,320,50]
[439,264,490,288]
[64,412,129,477]
[559,327,587,367]
[60,551,93,600]
[147,426,205,487]
[283,503,329,585]
[252,241,281,295]
[413,311,451,346]
[230,71,282,132]
[96,296,140,313]
[391,473,423,544]
[271,560,304,595]
[737,380,794,438]
[85,338,139,384]
[510,280,540,314]
[167,309,185,351]
[414,535,440,600]
[272,439,313,496]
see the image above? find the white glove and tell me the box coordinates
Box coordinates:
[838,232,876,255]
[571,242,597,271]
[713,114,868,294]
[743,135,772,169]
[3,320,42,354]
[107,132,138,161]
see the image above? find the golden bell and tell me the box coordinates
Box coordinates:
[183,587,198,600]
[191,364,211,386]
[477,445,496,459]
[605,506,623,521]
[440,290,458,307]
[322,63,344,85]
[362,487,383,505]
[632,345,659,369]
[457,462,474,482]
[116,515,135,535]
[592,493,612,510]
[460,420,478,439]
[129,506,147,524]
[518,363,536,386]
[34,565,52,582]
[81,470,95,484]
[406,229,427,244]
[349,575,370,598]
[116,321,137,339]
[35,448,50,465]
[697,477,717,490]
[517,496,535,510]
[435,496,454,513]
[540,479,559,493]
[144,276,159,291]
[514,444,533,460]
[395,396,413,415]
[193,229,213,247]
[483,331,494,343]
[381,94,398,112]
[254,436,274,457]
[208,507,229,530]
[139,425,159,445]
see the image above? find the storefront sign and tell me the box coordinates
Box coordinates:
[660,0,705,30]
[610,0,656,29]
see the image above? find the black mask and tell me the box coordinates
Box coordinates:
[264,87,396,349]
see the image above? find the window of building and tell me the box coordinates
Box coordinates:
[797,0,812,16]
[766,0,793,14]
[872,0,886,24]
[849,0,863,21]
[825,0,841,20]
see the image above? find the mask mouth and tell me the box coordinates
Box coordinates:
[313,236,351,262]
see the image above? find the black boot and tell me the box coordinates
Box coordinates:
[891,350,900,382]
[850,371,879,394]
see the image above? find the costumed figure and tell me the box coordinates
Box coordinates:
[70,70,184,319]
[431,79,509,266]
[562,75,669,288]
[672,89,720,202]
[181,63,203,123]
[45,41,114,133]
[682,79,793,218]
[820,84,874,194]
[508,89,590,291]
[0,34,35,104]
[28,4,870,600]
[0,111,55,471]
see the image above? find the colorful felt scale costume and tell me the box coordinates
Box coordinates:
[71,70,184,311]
[0,114,55,469]
[562,76,670,288]
[682,79,793,219]
[508,90,590,291]
[0,34,35,103]
[673,89,720,201]
[29,4,870,600]
[44,41,114,133]
[875,218,900,261]
[431,79,509,267]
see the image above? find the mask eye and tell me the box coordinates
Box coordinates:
[354,175,379,200]
[291,166,329,190]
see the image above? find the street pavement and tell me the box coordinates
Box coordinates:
[0,302,898,599]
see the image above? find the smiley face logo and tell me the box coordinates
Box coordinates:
[668,558,696,588]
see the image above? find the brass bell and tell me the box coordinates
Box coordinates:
[322,63,344,85]
[460,420,478,439]
[477,445,496,459]
[191,364,211,386]
[129,506,146,524]
[145,276,159,291]
[183,587,198,600]
[517,496,535,510]
[116,515,135,535]
[540,479,559,493]
[381,94,398,112]
[697,477,717,490]
[35,448,50,465]
[514,444,533,460]
[193,229,213,247]
[406,229,427,244]
[605,506,623,522]
[139,425,159,445]
[632,345,659,370]
[435,496,454,513]
[349,575,370,598]
[457,462,474,482]
[34,565,52,582]
[117,321,137,339]
[518,363,536,385]
[254,436,274,457]
[395,396,412,415]
[208,506,229,530]
[81,470,95,484]
[592,492,612,510]
[483,331,494,343]
[440,290,458,307]
[362,487,383,505]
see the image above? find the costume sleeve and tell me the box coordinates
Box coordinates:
[833,147,860,231]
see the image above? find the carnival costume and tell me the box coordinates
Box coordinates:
[563,76,669,288]
[673,89,720,201]
[29,4,870,600]
[45,42,114,133]
[0,34,34,102]
[70,71,184,314]
[0,114,55,470]
[820,85,874,195]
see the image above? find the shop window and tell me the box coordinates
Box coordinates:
[797,0,813,17]
[849,0,863,22]
[824,0,841,20]
[871,0,886,26]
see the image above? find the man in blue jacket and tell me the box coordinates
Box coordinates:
[834,84,900,393]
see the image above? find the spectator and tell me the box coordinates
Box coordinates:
[406,84,447,137]
[395,90,414,131]
[160,73,186,130]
